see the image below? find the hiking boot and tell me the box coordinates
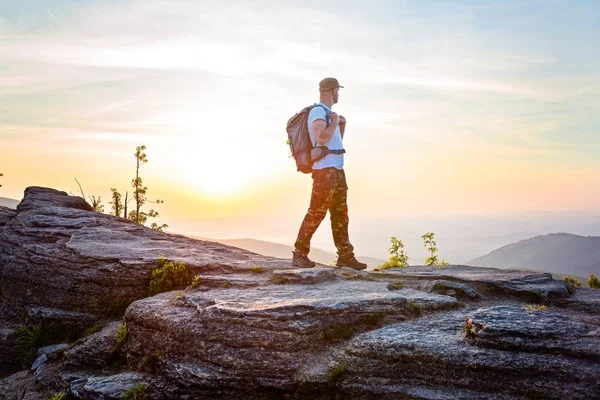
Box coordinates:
[292,252,316,268]
[336,257,367,270]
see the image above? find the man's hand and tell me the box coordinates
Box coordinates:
[339,115,346,137]
[330,112,340,127]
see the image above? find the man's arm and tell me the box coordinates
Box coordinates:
[339,115,346,138]
[312,112,340,145]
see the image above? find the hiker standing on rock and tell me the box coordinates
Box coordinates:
[292,78,367,270]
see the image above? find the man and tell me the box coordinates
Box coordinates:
[292,77,367,270]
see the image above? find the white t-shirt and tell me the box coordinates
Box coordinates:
[307,103,344,170]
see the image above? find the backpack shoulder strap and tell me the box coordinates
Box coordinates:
[310,103,331,124]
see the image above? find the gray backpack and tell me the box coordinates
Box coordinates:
[286,104,345,174]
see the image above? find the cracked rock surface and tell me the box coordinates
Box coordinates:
[0,187,599,399]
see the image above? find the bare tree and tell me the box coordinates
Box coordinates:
[127,145,167,231]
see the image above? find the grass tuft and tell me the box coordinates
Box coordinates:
[108,322,129,356]
[524,304,547,311]
[219,281,231,290]
[408,301,422,315]
[189,275,201,289]
[250,266,264,274]
[123,383,149,400]
[328,362,347,383]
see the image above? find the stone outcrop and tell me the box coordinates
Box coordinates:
[0,187,280,323]
[0,187,599,399]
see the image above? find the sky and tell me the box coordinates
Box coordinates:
[1,0,600,256]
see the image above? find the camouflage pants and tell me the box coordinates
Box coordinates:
[294,167,355,260]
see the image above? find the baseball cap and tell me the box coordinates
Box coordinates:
[319,77,344,91]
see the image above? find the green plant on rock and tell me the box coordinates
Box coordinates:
[250,266,264,273]
[378,237,409,270]
[588,274,600,289]
[219,281,231,290]
[562,276,582,287]
[524,304,547,311]
[408,301,422,315]
[422,232,449,266]
[328,362,347,383]
[116,322,129,344]
[123,383,149,400]
[148,257,192,295]
[190,275,201,289]
[16,320,74,367]
[49,393,65,400]
[463,318,475,338]
[109,322,130,356]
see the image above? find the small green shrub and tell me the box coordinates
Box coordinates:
[378,237,409,270]
[219,281,231,290]
[563,276,582,287]
[148,257,192,295]
[408,301,422,315]
[328,362,347,382]
[464,318,475,338]
[588,274,600,289]
[49,393,65,400]
[524,304,547,311]
[123,383,149,400]
[189,275,201,289]
[116,322,129,344]
[387,281,404,290]
[422,232,449,266]
[250,266,264,273]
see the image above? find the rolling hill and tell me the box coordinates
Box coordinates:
[0,197,19,209]
[469,233,600,278]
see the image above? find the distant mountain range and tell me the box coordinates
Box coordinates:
[469,233,600,278]
[0,197,19,209]
[188,236,385,268]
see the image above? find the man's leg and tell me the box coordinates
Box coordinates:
[294,168,341,256]
[329,169,355,260]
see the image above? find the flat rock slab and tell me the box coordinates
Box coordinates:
[466,305,600,360]
[65,321,120,368]
[340,308,600,399]
[377,265,570,300]
[124,281,459,392]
